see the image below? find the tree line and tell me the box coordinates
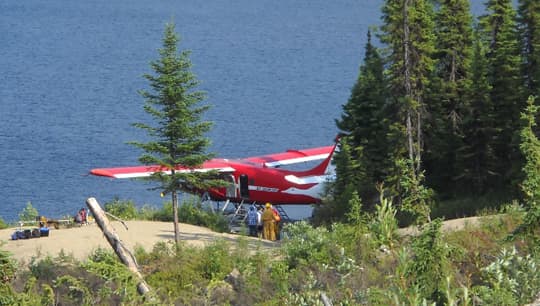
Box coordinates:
[315,0,540,225]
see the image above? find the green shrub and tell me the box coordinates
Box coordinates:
[178,201,206,225]
[408,219,450,303]
[104,198,138,220]
[53,275,92,305]
[281,221,340,269]
[270,260,289,295]
[332,222,376,264]
[18,202,38,222]
[138,204,161,220]
[27,252,77,283]
[15,276,49,306]
[82,248,143,303]
[0,284,16,306]
[178,200,229,232]
[431,193,511,220]
[0,217,7,230]
[144,242,207,303]
[198,240,233,281]
[387,219,454,305]
[369,194,398,249]
[474,247,540,305]
[28,256,57,282]
[0,246,17,284]
[151,202,174,221]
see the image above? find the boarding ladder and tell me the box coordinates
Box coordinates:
[227,200,256,233]
[274,205,290,223]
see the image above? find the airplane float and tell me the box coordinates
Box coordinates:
[90,138,339,217]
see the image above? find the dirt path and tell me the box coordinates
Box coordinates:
[397,215,486,236]
[0,221,277,264]
[0,215,493,264]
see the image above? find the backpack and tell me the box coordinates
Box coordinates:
[273,208,281,222]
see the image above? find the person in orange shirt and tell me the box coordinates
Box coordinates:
[262,203,276,241]
[271,205,281,240]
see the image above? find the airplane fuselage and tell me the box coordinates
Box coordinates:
[205,159,334,205]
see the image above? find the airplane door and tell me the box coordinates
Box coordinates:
[223,175,236,198]
[239,174,249,199]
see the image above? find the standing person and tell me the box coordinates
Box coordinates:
[74,210,82,224]
[257,206,263,238]
[80,208,87,224]
[246,205,258,237]
[272,205,281,240]
[262,203,276,241]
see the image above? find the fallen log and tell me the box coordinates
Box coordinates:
[86,197,152,297]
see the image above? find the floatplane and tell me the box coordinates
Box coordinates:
[90,137,339,222]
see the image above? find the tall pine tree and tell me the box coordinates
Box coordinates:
[130,23,223,244]
[518,0,540,99]
[457,29,499,194]
[380,0,435,219]
[520,96,540,208]
[480,0,523,191]
[313,137,366,225]
[424,0,474,194]
[335,30,389,207]
[510,96,540,236]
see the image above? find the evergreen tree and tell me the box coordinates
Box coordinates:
[480,0,523,190]
[313,137,366,225]
[517,0,540,98]
[424,0,474,193]
[130,23,222,244]
[511,96,540,236]
[379,0,435,219]
[519,96,540,208]
[380,0,436,171]
[395,158,433,225]
[457,30,498,194]
[335,30,389,207]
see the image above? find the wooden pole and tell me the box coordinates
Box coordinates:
[86,197,152,297]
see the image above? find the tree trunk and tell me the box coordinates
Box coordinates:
[172,191,180,245]
[403,0,415,165]
[416,102,422,173]
[85,197,153,297]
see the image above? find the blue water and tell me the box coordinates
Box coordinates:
[0,0,484,222]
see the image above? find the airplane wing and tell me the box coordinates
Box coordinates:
[90,160,235,179]
[90,145,334,178]
[242,145,334,168]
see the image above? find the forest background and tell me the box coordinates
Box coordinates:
[314,0,540,227]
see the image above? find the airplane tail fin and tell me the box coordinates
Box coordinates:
[298,135,340,178]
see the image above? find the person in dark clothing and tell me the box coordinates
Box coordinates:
[246,205,258,237]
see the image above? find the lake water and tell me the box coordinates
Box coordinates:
[0,0,484,222]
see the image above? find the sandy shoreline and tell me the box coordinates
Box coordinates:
[0,215,489,264]
[0,220,277,263]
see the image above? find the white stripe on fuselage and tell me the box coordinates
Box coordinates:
[248,185,279,192]
[281,175,334,198]
[264,153,329,168]
[113,167,235,179]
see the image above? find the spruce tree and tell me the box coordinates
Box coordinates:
[379,0,435,220]
[518,0,540,98]
[313,137,366,225]
[457,30,498,194]
[520,96,540,207]
[336,30,389,207]
[480,0,523,190]
[511,96,540,236]
[382,0,435,170]
[424,0,474,194]
[130,23,222,244]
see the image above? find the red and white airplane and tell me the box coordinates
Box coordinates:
[90,139,338,206]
